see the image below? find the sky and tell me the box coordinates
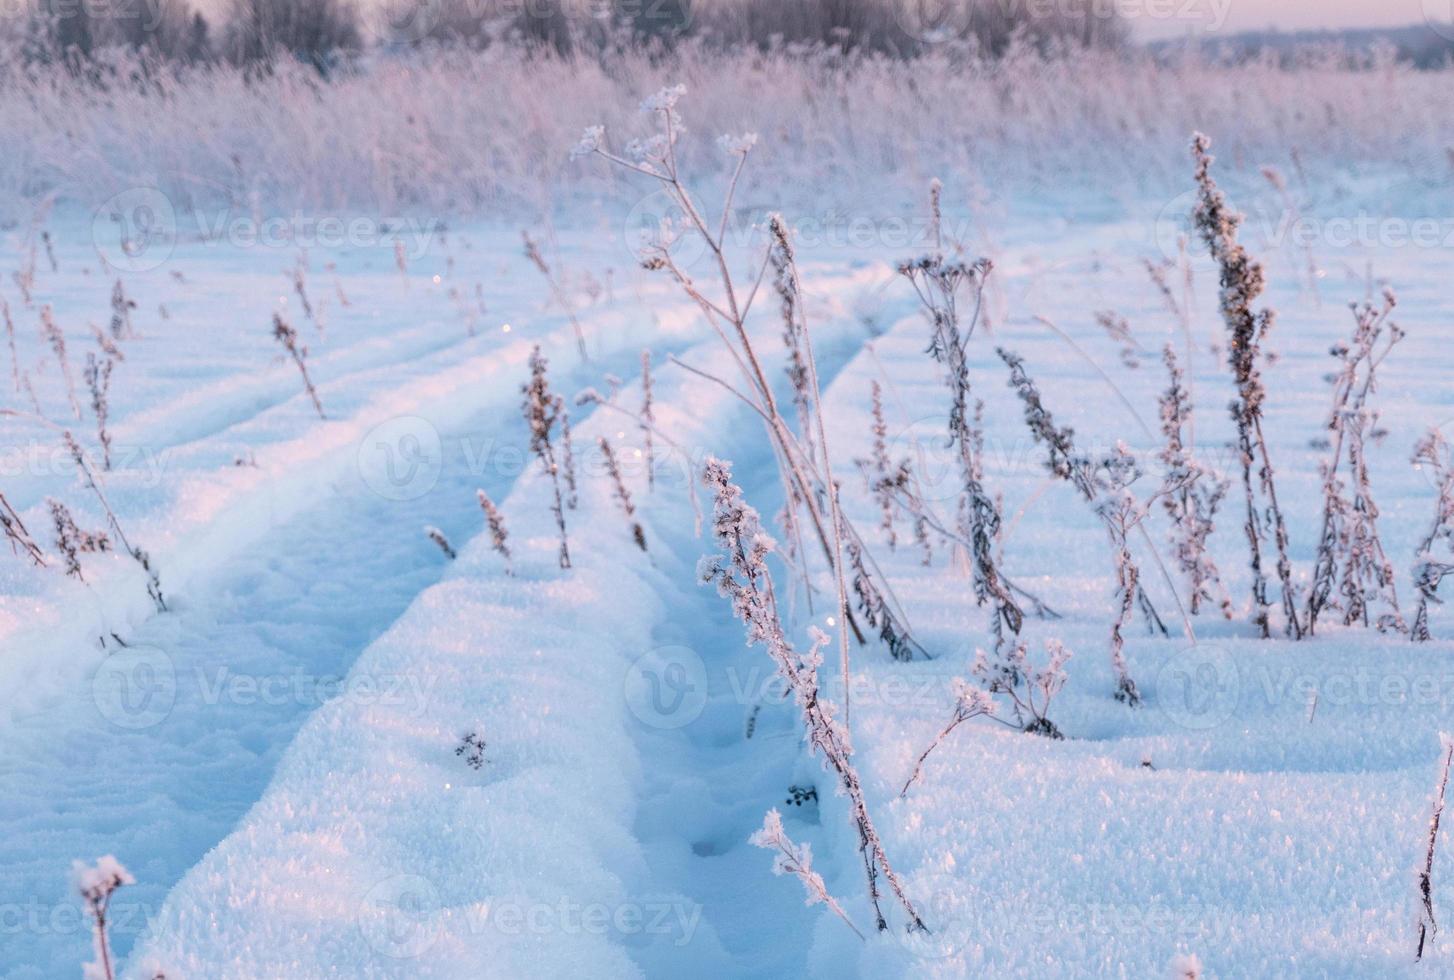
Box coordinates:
[1129,0,1436,40]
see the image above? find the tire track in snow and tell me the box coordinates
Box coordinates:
[0,312,699,979]
[618,280,888,977]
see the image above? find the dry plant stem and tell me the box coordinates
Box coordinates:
[749,810,866,942]
[899,684,993,798]
[522,230,588,362]
[999,348,1175,641]
[701,460,922,933]
[1306,295,1405,634]
[84,353,114,470]
[667,352,921,648]
[899,255,1026,646]
[641,349,656,491]
[2,297,18,393]
[586,96,932,699]
[599,437,647,551]
[770,214,857,723]
[1159,345,1232,622]
[476,489,513,573]
[1,490,46,566]
[5,410,165,609]
[40,306,82,419]
[1411,431,1454,641]
[1416,735,1454,961]
[1192,132,1300,639]
[580,394,702,534]
[523,346,572,569]
[271,314,324,419]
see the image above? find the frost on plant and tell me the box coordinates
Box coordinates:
[73,855,133,980]
[83,351,115,471]
[749,808,865,940]
[424,525,456,559]
[699,457,923,933]
[1191,132,1300,639]
[973,638,1072,738]
[899,679,995,797]
[1000,347,1169,703]
[1306,293,1405,635]
[899,250,1026,647]
[41,304,82,419]
[477,489,512,574]
[48,498,110,580]
[1,491,46,567]
[599,436,647,551]
[1159,345,1232,620]
[1416,733,1454,961]
[272,313,324,419]
[1413,430,1454,641]
[108,281,136,340]
[522,345,572,569]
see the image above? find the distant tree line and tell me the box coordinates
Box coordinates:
[6,0,1130,73]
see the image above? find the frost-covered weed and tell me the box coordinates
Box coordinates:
[73,855,133,980]
[1191,132,1300,638]
[522,345,572,569]
[292,261,318,330]
[271,314,324,419]
[1095,310,1141,370]
[899,680,995,797]
[578,90,922,714]
[522,230,588,362]
[83,351,115,471]
[598,436,647,551]
[1159,345,1232,620]
[3,296,19,392]
[640,349,656,491]
[1412,431,1454,642]
[972,638,1073,738]
[47,498,111,579]
[558,397,579,510]
[1000,348,1170,703]
[700,457,922,933]
[57,430,165,611]
[749,808,865,941]
[476,489,513,574]
[41,304,82,419]
[856,379,902,551]
[424,525,456,559]
[109,281,136,341]
[1416,734,1454,961]
[899,249,1025,647]
[1306,292,1405,634]
[1,491,46,567]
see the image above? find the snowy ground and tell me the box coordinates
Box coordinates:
[3,154,1454,978]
